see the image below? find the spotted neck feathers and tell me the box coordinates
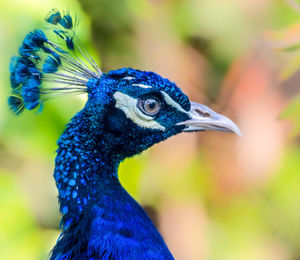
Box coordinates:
[54,105,119,230]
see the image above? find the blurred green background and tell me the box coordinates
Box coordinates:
[1,0,300,259]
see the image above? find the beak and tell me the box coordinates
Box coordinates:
[177,102,241,136]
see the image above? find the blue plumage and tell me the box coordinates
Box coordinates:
[8,96,24,114]
[46,9,62,25]
[59,13,74,29]
[9,10,241,259]
[43,56,60,73]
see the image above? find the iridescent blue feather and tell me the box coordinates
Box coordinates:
[8,9,101,114]
[46,9,62,25]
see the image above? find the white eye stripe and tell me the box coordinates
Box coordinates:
[123,77,135,80]
[113,91,165,131]
[161,91,188,114]
[132,84,153,89]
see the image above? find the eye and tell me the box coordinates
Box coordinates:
[138,98,161,116]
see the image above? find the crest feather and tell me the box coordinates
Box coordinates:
[8,9,102,114]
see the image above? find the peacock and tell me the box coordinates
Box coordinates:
[9,10,241,259]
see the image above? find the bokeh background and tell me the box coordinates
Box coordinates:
[1,0,300,259]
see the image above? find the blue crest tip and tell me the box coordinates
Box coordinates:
[66,36,74,50]
[46,9,62,25]
[8,9,101,115]
[10,57,35,89]
[43,55,60,73]
[8,96,24,115]
[59,14,73,29]
[46,9,74,30]
[21,76,41,110]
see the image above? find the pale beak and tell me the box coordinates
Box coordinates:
[177,102,241,136]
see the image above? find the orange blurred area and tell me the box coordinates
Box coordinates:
[1,0,300,259]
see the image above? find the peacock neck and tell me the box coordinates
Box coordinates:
[51,104,174,259]
[54,109,122,229]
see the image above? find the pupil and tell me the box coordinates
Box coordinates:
[148,100,156,110]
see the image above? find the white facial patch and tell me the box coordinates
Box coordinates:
[132,84,153,89]
[113,91,165,131]
[161,91,188,114]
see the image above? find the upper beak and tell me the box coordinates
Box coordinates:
[177,102,241,136]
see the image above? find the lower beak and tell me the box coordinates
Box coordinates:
[177,102,241,136]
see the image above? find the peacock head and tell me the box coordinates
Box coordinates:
[8,9,241,162]
[84,68,241,159]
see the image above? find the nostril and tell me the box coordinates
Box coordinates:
[195,109,210,118]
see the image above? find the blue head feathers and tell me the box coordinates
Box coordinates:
[85,68,193,158]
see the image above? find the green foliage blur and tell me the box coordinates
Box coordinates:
[1,0,300,259]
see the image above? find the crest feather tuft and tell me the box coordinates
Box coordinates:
[8,9,102,114]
